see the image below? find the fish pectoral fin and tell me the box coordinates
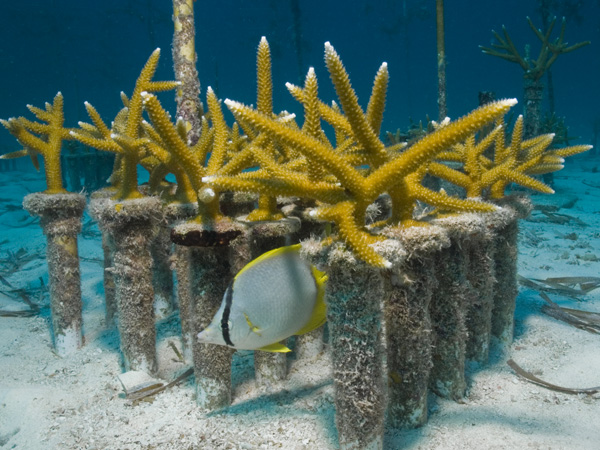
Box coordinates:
[243,312,262,336]
[257,342,292,353]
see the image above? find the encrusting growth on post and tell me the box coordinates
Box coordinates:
[90,197,163,374]
[172,0,204,146]
[23,192,86,356]
[302,240,388,450]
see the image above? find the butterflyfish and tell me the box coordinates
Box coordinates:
[197,244,327,352]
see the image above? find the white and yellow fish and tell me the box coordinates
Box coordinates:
[197,244,327,352]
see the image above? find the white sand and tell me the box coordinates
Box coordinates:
[1,158,599,449]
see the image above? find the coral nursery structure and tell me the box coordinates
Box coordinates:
[1,94,87,356]
[1,8,592,450]
[480,17,589,138]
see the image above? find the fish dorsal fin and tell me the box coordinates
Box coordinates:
[258,342,292,353]
[295,265,328,336]
[235,244,302,280]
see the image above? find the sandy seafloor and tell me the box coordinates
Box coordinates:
[0,157,599,450]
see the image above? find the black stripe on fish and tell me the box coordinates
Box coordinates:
[221,281,234,347]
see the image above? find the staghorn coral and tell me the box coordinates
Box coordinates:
[480,17,589,138]
[480,16,590,82]
[140,85,246,224]
[205,41,516,267]
[3,37,590,273]
[245,37,285,222]
[71,48,180,200]
[429,114,591,199]
[1,92,73,194]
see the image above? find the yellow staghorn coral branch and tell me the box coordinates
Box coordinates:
[250,38,292,221]
[300,68,321,139]
[141,92,205,192]
[287,82,354,138]
[126,48,180,138]
[367,99,518,196]
[67,49,179,199]
[143,144,197,203]
[324,42,389,167]
[465,125,503,178]
[190,116,214,165]
[413,185,497,214]
[1,92,71,194]
[427,162,471,190]
[205,87,229,174]
[527,163,564,175]
[365,62,389,136]
[297,67,328,182]
[247,143,347,204]
[202,174,345,204]
[316,200,389,268]
[551,144,593,158]
[257,37,273,116]
[224,99,368,197]
[217,135,265,176]
[82,101,112,137]
[490,169,553,198]
[516,135,555,173]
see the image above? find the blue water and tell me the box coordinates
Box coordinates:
[1,0,598,154]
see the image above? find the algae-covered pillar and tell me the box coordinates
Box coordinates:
[164,202,199,362]
[171,220,247,410]
[302,240,387,450]
[172,0,203,146]
[90,189,118,327]
[23,192,86,356]
[429,215,483,401]
[464,216,496,365]
[436,0,447,120]
[490,195,532,347]
[382,225,447,429]
[90,197,162,374]
[2,92,86,356]
[150,209,177,320]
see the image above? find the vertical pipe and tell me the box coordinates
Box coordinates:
[171,220,246,409]
[172,0,204,146]
[303,241,386,450]
[23,193,86,356]
[91,197,162,374]
[383,226,447,429]
[490,196,532,347]
[436,0,447,120]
